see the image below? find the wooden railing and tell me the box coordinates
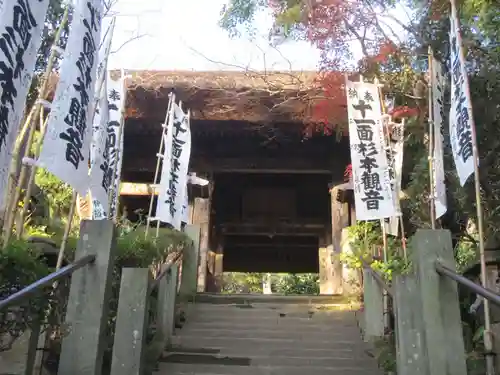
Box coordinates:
[361,229,500,375]
[0,220,201,375]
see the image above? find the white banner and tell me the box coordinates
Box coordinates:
[37,0,103,195]
[431,57,447,219]
[156,104,191,230]
[90,72,125,220]
[0,0,50,212]
[449,4,475,186]
[108,121,124,220]
[346,80,396,221]
[88,16,115,166]
[382,119,405,236]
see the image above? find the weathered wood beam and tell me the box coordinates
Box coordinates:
[123,156,340,174]
[120,182,158,196]
[225,243,316,249]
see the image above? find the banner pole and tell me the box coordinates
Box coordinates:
[428,46,436,229]
[450,0,493,373]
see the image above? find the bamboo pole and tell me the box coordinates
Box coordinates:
[428,46,436,229]
[2,7,71,246]
[145,92,175,239]
[449,1,493,373]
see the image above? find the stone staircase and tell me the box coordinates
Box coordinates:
[155,294,382,375]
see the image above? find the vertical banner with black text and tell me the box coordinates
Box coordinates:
[346,80,396,221]
[156,103,191,230]
[37,0,103,195]
[449,3,475,186]
[90,71,125,219]
[0,0,50,212]
[431,56,447,218]
[382,118,405,235]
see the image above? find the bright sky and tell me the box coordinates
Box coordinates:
[106,0,322,71]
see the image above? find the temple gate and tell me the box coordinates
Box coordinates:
[119,71,354,294]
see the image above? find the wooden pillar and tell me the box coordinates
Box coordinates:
[180,224,200,298]
[320,185,349,295]
[192,197,210,293]
[207,234,224,292]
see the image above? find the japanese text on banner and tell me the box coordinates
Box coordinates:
[0,0,50,212]
[156,104,191,230]
[346,80,396,221]
[90,72,124,219]
[431,57,447,218]
[449,7,475,186]
[37,0,103,195]
[382,118,405,236]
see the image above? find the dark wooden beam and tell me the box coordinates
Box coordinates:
[221,221,325,237]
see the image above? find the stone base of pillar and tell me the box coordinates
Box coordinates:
[319,240,343,295]
[341,228,362,295]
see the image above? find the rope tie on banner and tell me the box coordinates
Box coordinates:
[50,45,65,56]
[35,99,52,109]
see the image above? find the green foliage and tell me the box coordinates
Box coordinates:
[373,335,397,373]
[221,272,264,294]
[219,0,268,38]
[0,241,50,351]
[221,272,320,295]
[273,273,319,295]
[343,221,410,281]
[34,168,73,219]
[454,240,478,273]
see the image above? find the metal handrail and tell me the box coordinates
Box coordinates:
[370,268,394,297]
[361,258,394,297]
[435,261,500,307]
[0,254,96,311]
[149,250,183,292]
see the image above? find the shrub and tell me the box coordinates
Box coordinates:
[0,240,50,352]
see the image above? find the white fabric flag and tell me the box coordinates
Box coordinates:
[156,103,191,230]
[37,0,103,195]
[90,72,125,219]
[449,4,475,186]
[0,0,50,212]
[108,118,124,220]
[346,80,396,221]
[89,16,115,166]
[382,119,405,236]
[431,57,447,219]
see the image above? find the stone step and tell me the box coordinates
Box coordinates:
[155,363,382,375]
[191,293,348,305]
[171,335,370,350]
[160,352,377,366]
[187,301,355,312]
[183,320,360,332]
[168,344,373,358]
[177,326,361,340]
[185,306,357,322]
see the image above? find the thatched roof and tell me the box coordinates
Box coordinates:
[45,70,347,124]
[122,70,333,124]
